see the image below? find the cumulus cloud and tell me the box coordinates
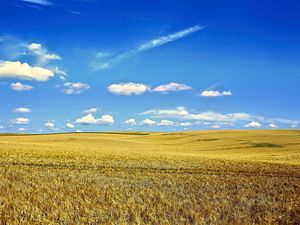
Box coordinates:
[45,121,55,128]
[83,108,98,114]
[65,122,75,128]
[75,114,114,125]
[269,124,278,129]
[244,121,261,128]
[125,119,137,126]
[13,107,31,113]
[153,83,192,93]
[141,119,156,126]
[28,43,61,62]
[108,83,150,96]
[11,117,30,124]
[0,61,54,81]
[139,118,192,127]
[10,82,33,91]
[157,120,174,126]
[91,25,203,71]
[200,90,232,97]
[63,82,90,94]
[18,128,26,131]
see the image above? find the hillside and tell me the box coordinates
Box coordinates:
[0,130,299,224]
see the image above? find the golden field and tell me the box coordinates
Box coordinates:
[0,130,299,224]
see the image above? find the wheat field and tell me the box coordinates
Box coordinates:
[0,130,299,224]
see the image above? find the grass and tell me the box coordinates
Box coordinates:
[0,130,299,224]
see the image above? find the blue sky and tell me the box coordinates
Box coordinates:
[0,0,300,133]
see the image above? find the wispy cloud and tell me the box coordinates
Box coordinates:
[62,82,90,94]
[27,43,62,65]
[21,0,54,6]
[107,82,192,96]
[10,82,34,91]
[91,25,204,71]
[11,117,30,125]
[13,107,32,113]
[200,90,232,97]
[141,107,300,129]
[153,83,192,93]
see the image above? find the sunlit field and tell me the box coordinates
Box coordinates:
[0,130,299,224]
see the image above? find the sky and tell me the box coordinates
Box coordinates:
[0,0,300,133]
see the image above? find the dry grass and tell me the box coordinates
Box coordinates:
[0,130,299,224]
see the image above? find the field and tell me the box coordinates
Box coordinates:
[0,130,299,224]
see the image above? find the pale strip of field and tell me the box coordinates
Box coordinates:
[0,130,299,224]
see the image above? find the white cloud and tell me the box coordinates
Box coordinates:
[139,119,192,127]
[27,43,61,64]
[10,82,33,91]
[108,83,150,96]
[141,119,156,126]
[186,112,251,122]
[52,67,67,76]
[83,108,98,114]
[266,117,300,125]
[96,52,112,58]
[200,90,232,97]
[137,25,203,52]
[125,119,137,126]
[244,121,261,128]
[75,114,114,125]
[157,120,174,126]
[211,125,221,129]
[76,130,82,132]
[18,128,26,131]
[269,124,278,129]
[91,25,203,71]
[142,107,189,117]
[0,126,4,129]
[0,61,54,81]
[21,0,54,6]
[59,76,66,81]
[177,122,192,127]
[142,107,300,128]
[45,121,55,128]
[153,83,192,93]
[63,82,90,94]
[13,107,31,113]
[11,118,30,125]
[142,107,252,123]
[66,122,75,128]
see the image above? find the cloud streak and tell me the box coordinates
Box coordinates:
[200,90,232,97]
[21,0,54,6]
[108,82,192,96]
[91,25,204,71]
